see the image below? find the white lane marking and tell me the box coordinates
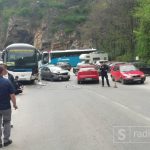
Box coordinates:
[112,101,150,122]
[86,89,150,123]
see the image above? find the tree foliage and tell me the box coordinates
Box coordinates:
[0,0,149,61]
[80,0,137,61]
[134,0,150,63]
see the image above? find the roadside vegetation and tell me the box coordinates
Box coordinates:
[0,0,149,64]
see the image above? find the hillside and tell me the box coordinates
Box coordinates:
[0,0,149,62]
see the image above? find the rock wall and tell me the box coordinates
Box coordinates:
[5,17,33,47]
[4,16,92,51]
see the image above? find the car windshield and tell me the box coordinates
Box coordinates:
[80,65,95,68]
[120,65,137,72]
[80,68,95,71]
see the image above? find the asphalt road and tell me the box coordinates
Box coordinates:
[5,74,150,150]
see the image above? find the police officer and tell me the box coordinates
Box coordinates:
[100,61,110,87]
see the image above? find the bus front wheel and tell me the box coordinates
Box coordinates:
[30,80,35,84]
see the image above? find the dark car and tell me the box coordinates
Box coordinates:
[41,65,70,81]
[131,62,150,75]
[56,62,71,71]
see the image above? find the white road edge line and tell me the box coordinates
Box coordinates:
[86,89,150,123]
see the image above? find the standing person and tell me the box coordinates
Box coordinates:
[1,64,16,128]
[100,61,110,87]
[0,66,18,148]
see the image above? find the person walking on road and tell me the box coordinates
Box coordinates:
[100,61,110,87]
[0,66,18,148]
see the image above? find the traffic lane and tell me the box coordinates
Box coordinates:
[71,73,150,119]
[9,80,150,150]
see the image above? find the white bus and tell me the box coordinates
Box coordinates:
[2,43,41,83]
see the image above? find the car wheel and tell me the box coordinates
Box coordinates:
[140,80,144,84]
[59,77,62,81]
[41,76,44,80]
[111,75,115,81]
[77,80,81,84]
[121,78,126,84]
[50,77,54,81]
[96,80,99,84]
[30,80,35,84]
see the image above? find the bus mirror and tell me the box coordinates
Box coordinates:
[2,52,4,60]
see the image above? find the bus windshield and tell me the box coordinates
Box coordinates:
[7,49,36,66]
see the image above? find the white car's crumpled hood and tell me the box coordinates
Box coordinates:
[50,67,69,74]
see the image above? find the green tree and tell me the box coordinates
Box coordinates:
[134,0,150,63]
[80,0,137,61]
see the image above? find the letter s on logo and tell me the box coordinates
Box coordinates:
[118,129,126,141]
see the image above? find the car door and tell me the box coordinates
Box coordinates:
[112,65,120,81]
[41,67,47,79]
[45,67,51,79]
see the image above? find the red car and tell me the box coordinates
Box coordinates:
[77,67,99,84]
[110,64,146,84]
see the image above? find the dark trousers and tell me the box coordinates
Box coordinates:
[101,74,110,86]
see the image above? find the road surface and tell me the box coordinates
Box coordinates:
[5,74,150,150]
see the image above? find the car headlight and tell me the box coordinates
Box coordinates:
[141,74,145,77]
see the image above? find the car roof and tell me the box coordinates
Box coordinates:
[114,63,132,67]
[110,62,126,66]
[79,64,96,68]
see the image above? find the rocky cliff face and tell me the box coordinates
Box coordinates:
[4,16,92,50]
[5,17,33,47]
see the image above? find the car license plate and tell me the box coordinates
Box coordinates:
[86,78,92,81]
[134,78,141,81]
